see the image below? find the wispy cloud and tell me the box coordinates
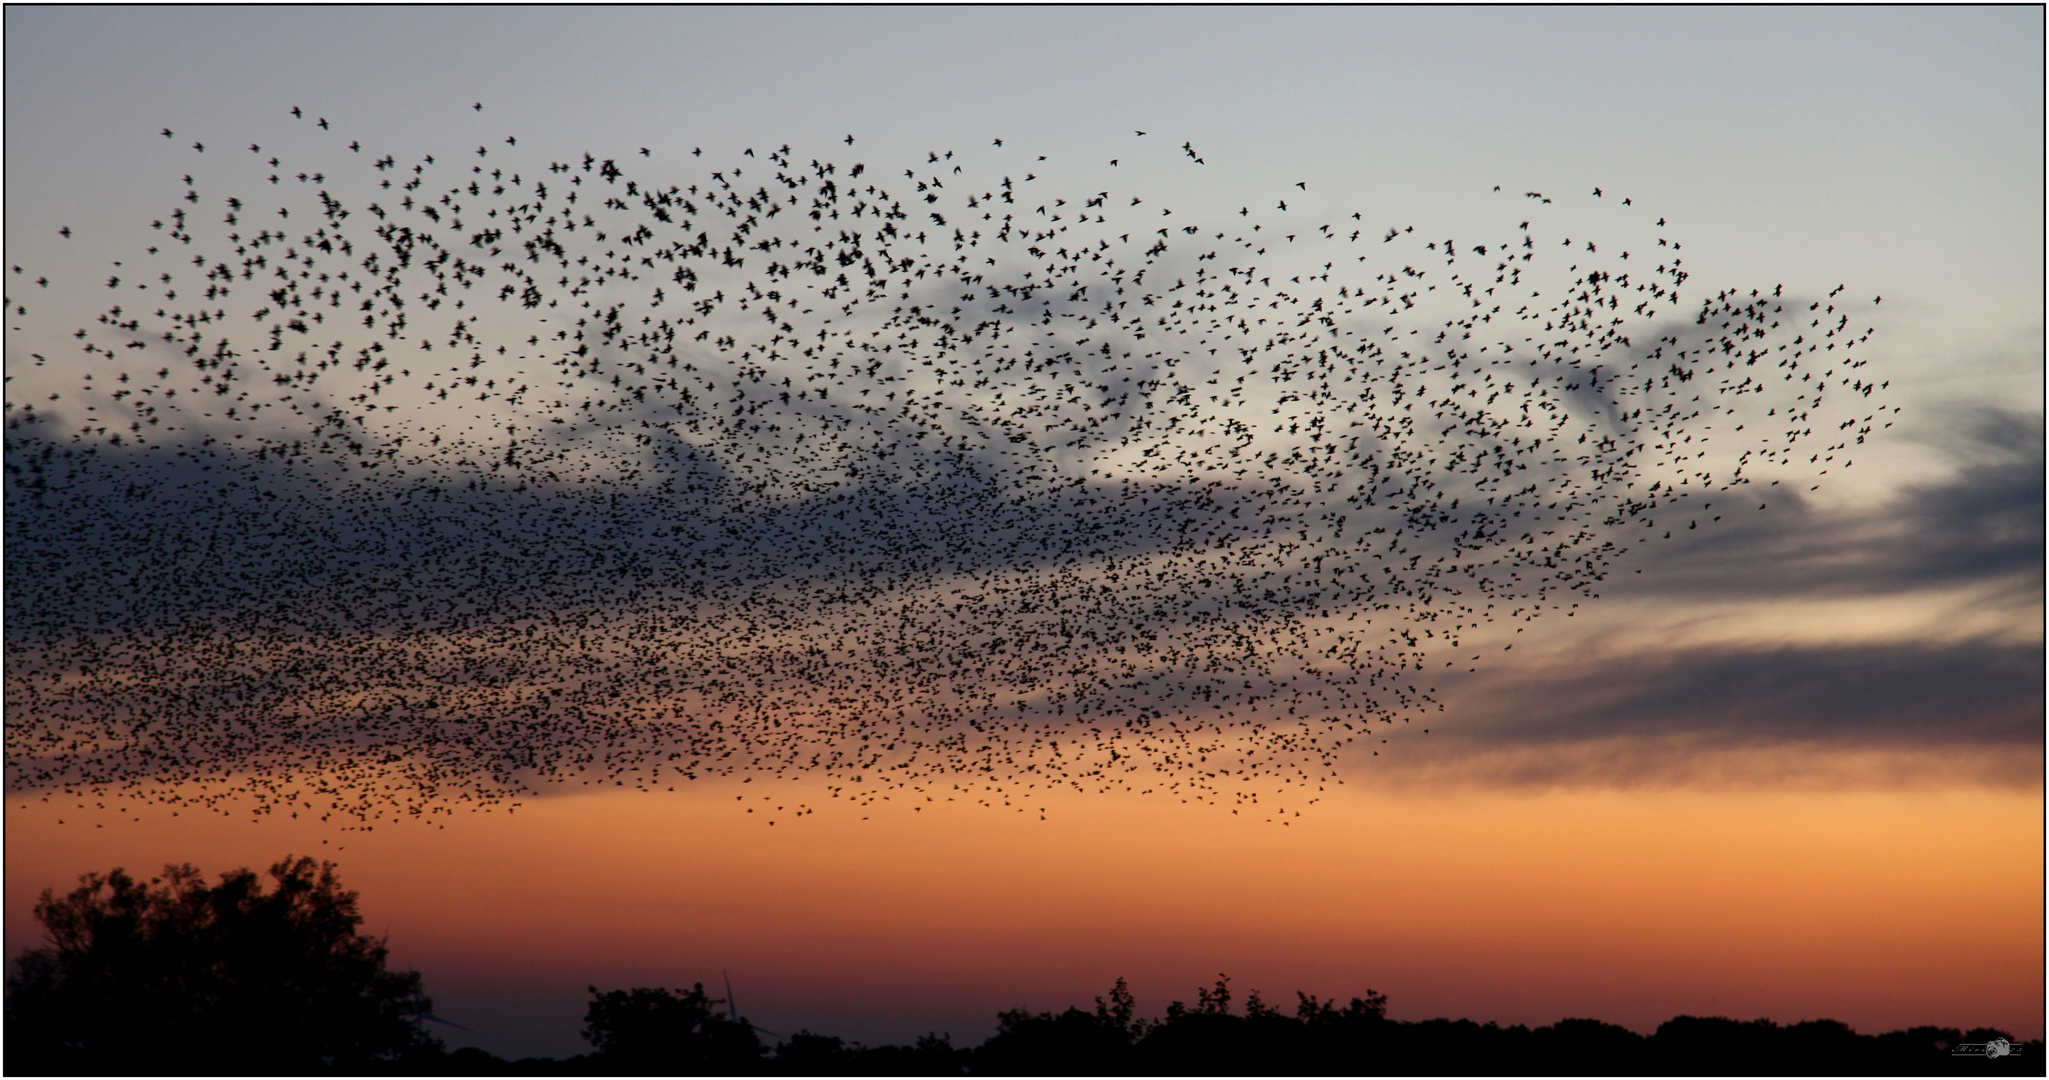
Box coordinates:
[1605,405,2042,599]
[1357,406,2044,789]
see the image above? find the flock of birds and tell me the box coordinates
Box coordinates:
[4,105,1891,826]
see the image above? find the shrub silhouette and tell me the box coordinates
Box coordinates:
[4,856,440,1075]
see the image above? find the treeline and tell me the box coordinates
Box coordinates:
[6,857,2039,1076]
[439,978,2042,1077]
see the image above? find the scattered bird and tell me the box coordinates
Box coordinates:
[2,109,1888,827]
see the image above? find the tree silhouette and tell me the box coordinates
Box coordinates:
[4,856,440,1074]
[581,983,764,1073]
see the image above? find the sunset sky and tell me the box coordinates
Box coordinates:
[5,6,2041,1061]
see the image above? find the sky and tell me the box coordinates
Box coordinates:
[5,5,2042,1060]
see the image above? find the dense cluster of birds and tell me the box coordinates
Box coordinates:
[4,105,1891,824]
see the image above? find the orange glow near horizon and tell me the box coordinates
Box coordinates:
[7,775,2040,1058]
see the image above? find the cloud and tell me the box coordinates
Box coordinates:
[1360,631,2043,791]
[1457,638,2041,747]
[9,403,2039,807]
[1336,406,2045,790]
[1357,731,2041,792]
[1889,405,2045,586]
[1604,404,2043,600]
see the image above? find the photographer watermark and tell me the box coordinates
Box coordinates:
[1953,1037,2017,1059]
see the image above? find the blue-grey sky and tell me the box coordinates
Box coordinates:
[10,5,2041,454]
